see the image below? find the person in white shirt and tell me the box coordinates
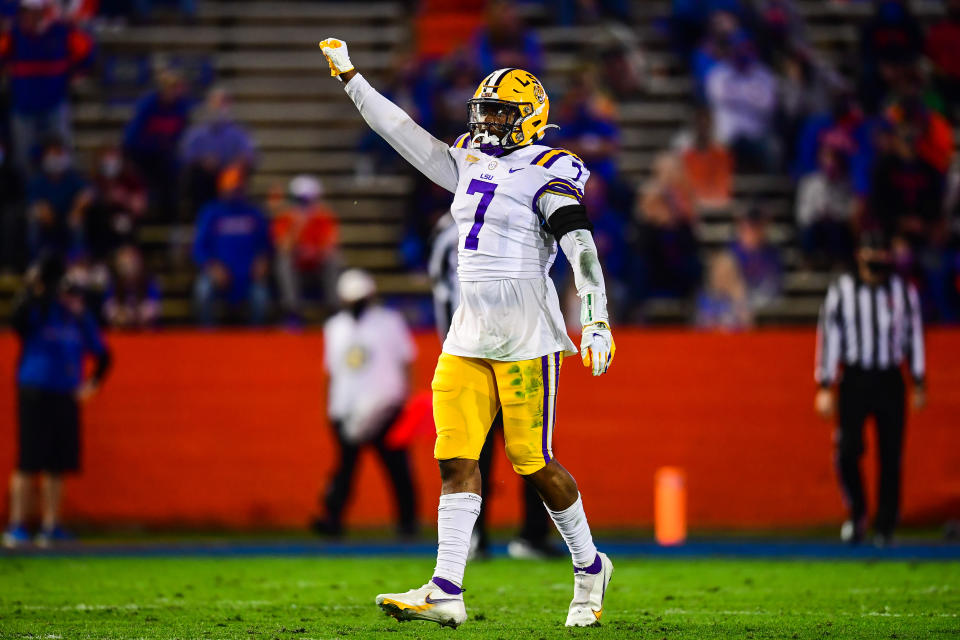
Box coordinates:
[705,39,779,171]
[313,269,418,537]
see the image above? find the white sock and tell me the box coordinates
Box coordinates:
[546,493,598,569]
[432,492,482,589]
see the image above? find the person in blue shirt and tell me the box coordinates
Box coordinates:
[192,165,272,325]
[123,67,192,220]
[26,136,94,260]
[0,0,95,172]
[3,253,111,549]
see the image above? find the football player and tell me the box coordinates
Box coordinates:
[319,38,615,629]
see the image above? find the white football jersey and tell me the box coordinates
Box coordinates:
[448,137,591,282]
[441,137,589,361]
[342,74,589,361]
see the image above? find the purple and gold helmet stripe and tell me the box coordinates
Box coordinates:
[453,133,470,149]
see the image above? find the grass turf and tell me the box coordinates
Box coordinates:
[0,555,957,639]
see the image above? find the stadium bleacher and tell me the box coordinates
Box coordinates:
[0,0,952,324]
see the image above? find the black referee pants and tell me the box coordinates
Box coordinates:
[324,407,417,535]
[835,368,906,536]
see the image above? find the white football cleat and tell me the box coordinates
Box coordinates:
[376,581,467,628]
[565,552,614,627]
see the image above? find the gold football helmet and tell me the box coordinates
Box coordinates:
[467,68,552,153]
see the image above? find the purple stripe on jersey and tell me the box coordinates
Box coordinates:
[541,354,551,465]
[531,148,553,165]
[530,183,551,224]
[541,150,569,169]
[544,181,581,201]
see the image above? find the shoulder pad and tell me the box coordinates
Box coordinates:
[529,148,583,169]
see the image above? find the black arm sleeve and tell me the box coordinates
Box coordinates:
[547,204,593,241]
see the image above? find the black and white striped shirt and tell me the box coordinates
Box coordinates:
[816,273,925,387]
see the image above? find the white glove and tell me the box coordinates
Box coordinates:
[318,37,355,79]
[580,321,615,377]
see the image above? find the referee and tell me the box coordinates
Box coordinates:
[428,214,557,559]
[815,231,926,546]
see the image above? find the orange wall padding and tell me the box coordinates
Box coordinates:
[0,329,957,530]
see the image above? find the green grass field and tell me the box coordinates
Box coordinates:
[0,555,957,639]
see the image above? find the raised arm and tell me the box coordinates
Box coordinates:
[319,38,459,193]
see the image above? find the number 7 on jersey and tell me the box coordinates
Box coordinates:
[464,179,497,251]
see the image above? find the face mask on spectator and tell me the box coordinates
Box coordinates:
[43,152,71,175]
[101,155,122,178]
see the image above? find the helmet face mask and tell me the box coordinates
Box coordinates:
[468,99,523,154]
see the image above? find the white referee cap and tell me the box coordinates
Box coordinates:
[337,269,376,303]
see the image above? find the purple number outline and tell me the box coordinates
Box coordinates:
[463,178,497,250]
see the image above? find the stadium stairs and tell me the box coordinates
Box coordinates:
[0,0,951,325]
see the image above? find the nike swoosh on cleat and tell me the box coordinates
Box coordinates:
[424,595,461,605]
[508,167,524,173]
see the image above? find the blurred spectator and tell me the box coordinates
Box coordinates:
[628,153,701,303]
[0,0,17,22]
[858,0,924,112]
[730,207,783,309]
[471,0,543,76]
[925,0,960,119]
[86,145,147,262]
[690,10,742,96]
[0,139,25,272]
[598,41,647,101]
[796,142,857,268]
[884,97,954,175]
[792,92,870,185]
[555,68,620,183]
[180,87,256,218]
[123,66,191,220]
[670,0,745,58]
[103,244,160,329]
[868,121,945,245]
[132,0,196,22]
[550,0,630,25]
[705,39,779,171]
[0,0,95,172]
[695,251,752,329]
[272,175,340,322]
[751,0,806,61]
[676,109,733,212]
[778,51,847,166]
[26,136,92,259]
[3,253,111,549]
[314,269,418,538]
[192,165,272,326]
